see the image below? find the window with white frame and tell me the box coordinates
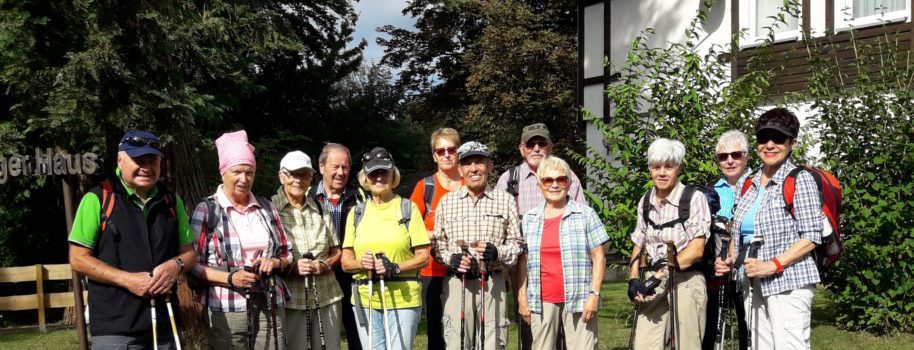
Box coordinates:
[835,0,910,31]
[741,0,801,48]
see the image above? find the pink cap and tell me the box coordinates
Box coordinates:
[216,130,256,175]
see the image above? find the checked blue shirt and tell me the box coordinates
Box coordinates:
[730,160,823,297]
[521,199,609,314]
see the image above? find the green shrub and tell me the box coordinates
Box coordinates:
[801,29,914,335]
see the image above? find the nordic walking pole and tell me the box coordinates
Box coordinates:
[456,240,470,350]
[302,252,327,350]
[164,295,182,350]
[267,275,280,350]
[666,242,680,350]
[301,253,315,349]
[367,266,375,350]
[743,238,763,350]
[715,230,732,350]
[474,241,487,350]
[627,250,648,350]
[312,273,326,350]
[376,253,393,350]
[244,249,264,350]
[150,298,158,349]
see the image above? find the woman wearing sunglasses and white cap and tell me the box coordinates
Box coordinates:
[340,147,430,350]
[515,156,609,350]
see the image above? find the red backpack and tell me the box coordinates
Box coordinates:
[741,166,843,276]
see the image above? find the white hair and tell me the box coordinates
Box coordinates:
[535,156,572,182]
[716,130,749,153]
[647,138,686,166]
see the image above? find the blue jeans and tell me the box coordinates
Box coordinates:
[352,305,421,350]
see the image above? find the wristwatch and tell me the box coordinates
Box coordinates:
[173,257,185,271]
[589,290,600,297]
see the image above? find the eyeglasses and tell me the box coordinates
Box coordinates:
[540,176,569,187]
[281,170,313,179]
[434,147,457,157]
[716,151,745,162]
[525,140,550,149]
[362,150,393,163]
[756,131,790,145]
[120,136,161,150]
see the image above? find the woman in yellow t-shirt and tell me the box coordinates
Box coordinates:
[341,147,430,350]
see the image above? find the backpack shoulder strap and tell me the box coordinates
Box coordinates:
[99,181,116,234]
[400,197,413,227]
[506,166,520,197]
[422,174,436,218]
[678,185,696,223]
[783,166,820,219]
[352,201,368,231]
[640,190,654,229]
[740,177,754,197]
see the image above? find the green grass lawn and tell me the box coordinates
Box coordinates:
[2,282,912,349]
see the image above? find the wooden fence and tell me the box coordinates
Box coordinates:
[0,264,86,332]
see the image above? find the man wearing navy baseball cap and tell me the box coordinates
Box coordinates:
[69,130,196,349]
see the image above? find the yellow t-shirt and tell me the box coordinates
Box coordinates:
[343,196,430,309]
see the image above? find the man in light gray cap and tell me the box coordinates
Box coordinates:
[272,151,343,350]
[433,141,525,350]
[496,123,586,350]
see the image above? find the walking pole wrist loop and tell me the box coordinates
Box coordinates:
[772,258,784,273]
[227,270,237,288]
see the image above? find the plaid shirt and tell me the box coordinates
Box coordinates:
[522,199,608,313]
[631,182,711,265]
[730,160,822,296]
[272,187,343,309]
[433,185,525,270]
[190,188,291,312]
[496,162,586,217]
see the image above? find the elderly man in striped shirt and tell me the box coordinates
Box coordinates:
[434,141,525,350]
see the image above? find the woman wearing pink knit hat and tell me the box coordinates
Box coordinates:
[189,130,293,349]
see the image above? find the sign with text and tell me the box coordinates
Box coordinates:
[0,148,99,184]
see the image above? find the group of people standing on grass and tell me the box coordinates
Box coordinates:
[68,107,823,350]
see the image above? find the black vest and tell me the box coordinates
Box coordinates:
[87,177,179,336]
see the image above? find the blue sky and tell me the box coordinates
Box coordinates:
[351,0,415,65]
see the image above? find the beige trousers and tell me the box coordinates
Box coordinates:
[284,300,342,350]
[530,302,598,350]
[206,293,287,350]
[442,274,509,350]
[632,270,706,350]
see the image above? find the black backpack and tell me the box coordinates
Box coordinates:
[505,166,522,197]
[640,184,724,277]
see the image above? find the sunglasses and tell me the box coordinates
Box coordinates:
[281,170,313,179]
[434,147,457,157]
[525,140,550,149]
[362,150,393,163]
[120,136,161,150]
[756,131,790,145]
[716,151,745,162]
[540,176,569,187]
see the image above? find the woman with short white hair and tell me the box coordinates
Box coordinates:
[628,138,711,349]
[516,156,608,350]
[703,130,752,349]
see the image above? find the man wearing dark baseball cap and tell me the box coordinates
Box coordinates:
[69,130,196,349]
